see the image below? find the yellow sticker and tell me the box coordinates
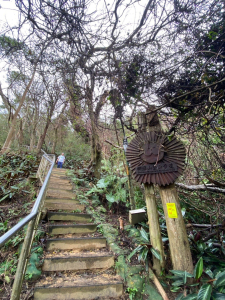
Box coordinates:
[166,203,178,218]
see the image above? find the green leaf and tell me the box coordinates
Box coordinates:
[127,245,143,261]
[197,284,212,300]
[140,228,149,242]
[205,269,214,279]
[170,270,193,278]
[96,178,109,189]
[0,193,9,202]
[106,193,116,203]
[138,247,148,262]
[175,292,185,300]
[150,247,161,261]
[172,279,185,287]
[215,271,225,288]
[183,293,198,300]
[194,257,203,280]
[4,275,10,283]
[211,291,225,299]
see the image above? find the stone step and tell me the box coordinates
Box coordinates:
[44,201,85,211]
[50,176,69,181]
[48,224,97,235]
[49,178,71,183]
[46,237,106,251]
[45,198,79,203]
[42,253,114,272]
[47,190,75,199]
[34,275,123,300]
[48,212,92,222]
[48,184,73,191]
[52,169,68,173]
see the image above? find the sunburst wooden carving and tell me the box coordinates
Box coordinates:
[126,132,186,186]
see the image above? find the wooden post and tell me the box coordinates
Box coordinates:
[145,184,165,274]
[138,112,165,275]
[146,107,193,273]
[159,184,193,273]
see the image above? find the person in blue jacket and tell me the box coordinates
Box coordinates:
[56,153,65,168]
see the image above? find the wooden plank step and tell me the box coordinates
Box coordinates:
[44,201,85,211]
[47,190,75,199]
[47,184,73,191]
[46,237,106,251]
[48,224,97,235]
[52,169,68,172]
[45,198,79,203]
[34,275,123,300]
[42,253,114,271]
[48,180,71,186]
[47,212,92,222]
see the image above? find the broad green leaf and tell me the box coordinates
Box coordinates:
[172,279,185,287]
[175,292,185,300]
[170,270,193,278]
[197,284,212,300]
[194,257,203,279]
[211,291,225,299]
[127,245,143,261]
[138,247,148,262]
[140,228,149,242]
[150,247,161,261]
[183,293,198,300]
[215,271,225,288]
[86,186,102,195]
[106,193,116,203]
[96,178,109,189]
[205,269,214,279]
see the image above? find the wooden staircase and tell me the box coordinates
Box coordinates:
[34,168,123,300]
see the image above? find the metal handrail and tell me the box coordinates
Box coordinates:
[0,154,55,247]
[0,153,55,300]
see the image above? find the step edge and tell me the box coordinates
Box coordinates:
[47,237,106,242]
[34,281,123,290]
[43,255,114,261]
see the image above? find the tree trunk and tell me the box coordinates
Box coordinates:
[159,184,193,273]
[1,64,37,154]
[51,128,58,153]
[36,118,51,153]
[18,119,24,147]
[86,85,102,179]
[30,129,36,151]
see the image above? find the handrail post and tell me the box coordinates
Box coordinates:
[10,218,36,300]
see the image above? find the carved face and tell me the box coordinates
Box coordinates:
[141,142,164,163]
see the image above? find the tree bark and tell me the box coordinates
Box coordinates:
[86,84,102,179]
[51,128,58,153]
[36,117,52,153]
[176,182,225,194]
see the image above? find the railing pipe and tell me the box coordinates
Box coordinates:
[0,153,55,300]
[0,155,55,247]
